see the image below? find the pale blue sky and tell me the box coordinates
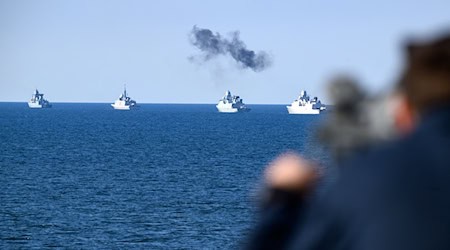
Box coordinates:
[1,0,449,104]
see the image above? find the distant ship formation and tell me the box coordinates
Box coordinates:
[27,87,326,114]
[111,86,137,110]
[28,89,51,108]
[216,90,250,113]
[287,90,326,114]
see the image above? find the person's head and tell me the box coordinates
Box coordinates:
[394,31,450,134]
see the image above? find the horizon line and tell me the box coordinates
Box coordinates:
[0,101,333,106]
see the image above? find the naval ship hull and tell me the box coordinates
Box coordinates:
[28,102,51,108]
[111,103,133,110]
[216,105,250,113]
[286,105,321,114]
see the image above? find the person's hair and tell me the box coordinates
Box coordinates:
[398,32,450,113]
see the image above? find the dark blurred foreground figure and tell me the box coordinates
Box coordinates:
[245,32,450,250]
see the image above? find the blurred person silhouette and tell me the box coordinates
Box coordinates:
[245,31,450,250]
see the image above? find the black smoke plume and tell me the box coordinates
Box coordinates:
[189,26,272,72]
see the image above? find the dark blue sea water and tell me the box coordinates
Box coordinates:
[0,103,329,249]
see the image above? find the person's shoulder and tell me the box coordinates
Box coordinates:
[325,135,420,199]
[319,121,450,203]
[341,136,415,176]
[346,120,448,176]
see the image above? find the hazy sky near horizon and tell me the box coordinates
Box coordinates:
[1,0,449,104]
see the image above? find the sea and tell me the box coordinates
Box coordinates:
[0,103,330,249]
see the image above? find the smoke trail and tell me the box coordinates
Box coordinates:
[189,26,272,72]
